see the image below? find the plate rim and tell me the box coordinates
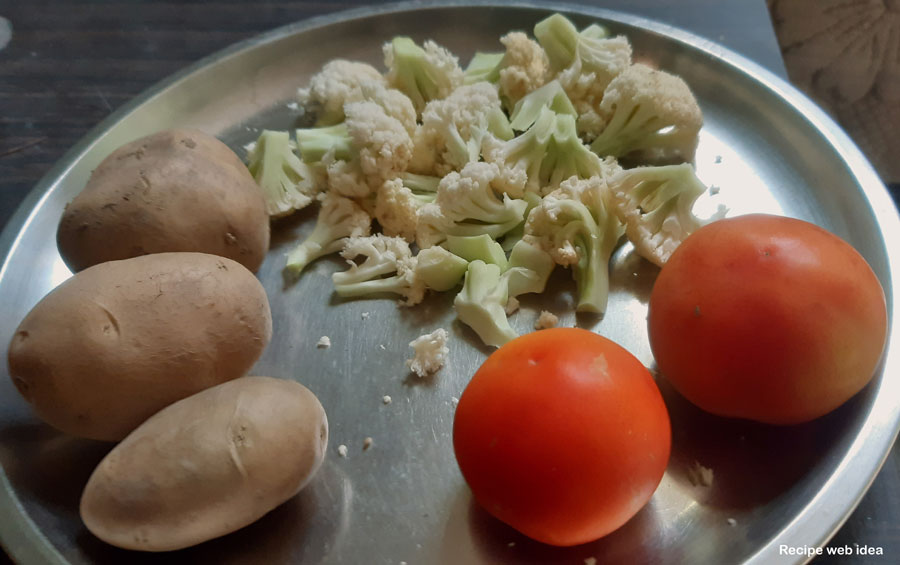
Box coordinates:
[1,1,898,563]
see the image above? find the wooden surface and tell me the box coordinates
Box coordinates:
[0,1,897,563]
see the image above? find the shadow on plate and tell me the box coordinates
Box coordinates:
[0,423,111,513]
[659,375,870,510]
[439,487,663,564]
[75,458,353,564]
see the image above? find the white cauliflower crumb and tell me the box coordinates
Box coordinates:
[534,310,559,330]
[585,558,597,565]
[507,542,516,547]
[242,140,257,154]
[337,444,348,458]
[317,336,332,349]
[406,328,449,377]
[382,395,393,405]
[709,185,721,195]
[505,296,520,315]
[451,397,459,405]
[727,518,737,526]
[363,437,373,450]
[361,311,370,319]
[379,344,387,350]
[688,460,714,487]
[286,101,299,111]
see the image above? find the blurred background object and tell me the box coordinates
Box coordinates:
[769,0,900,185]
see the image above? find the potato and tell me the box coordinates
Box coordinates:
[80,376,328,552]
[57,128,270,273]
[7,252,272,441]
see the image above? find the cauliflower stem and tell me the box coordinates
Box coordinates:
[454,260,517,347]
[285,193,371,277]
[246,130,318,217]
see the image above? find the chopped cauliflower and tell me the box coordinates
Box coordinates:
[297,85,416,199]
[497,32,550,106]
[384,37,464,113]
[608,163,726,266]
[373,175,438,242]
[591,63,703,162]
[534,310,559,330]
[533,13,632,139]
[285,192,372,277]
[328,101,415,198]
[297,60,387,125]
[406,328,450,377]
[688,461,714,487]
[317,336,332,348]
[415,161,528,248]
[333,234,425,306]
[409,82,513,176]
[524,175,624,313]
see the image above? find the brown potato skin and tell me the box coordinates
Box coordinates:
[80,376,328,552]
[57,128,270,273]
[7,252,272,441]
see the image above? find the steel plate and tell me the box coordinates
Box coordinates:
[1,2,899,564]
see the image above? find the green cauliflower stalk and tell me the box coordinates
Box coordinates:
[534,13,632,140]
[504,237,556,297]
[508,80,577,131]
[415,246,469,292]
[486,106,604,196]
[525,176,624,314]
[441,234,508,269]
[383,37,464,113]
[454,260,517,347]
[246,130,319,217]
[464,52,504,84]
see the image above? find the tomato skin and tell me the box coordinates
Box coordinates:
[648,214,887,425]
[452,328,670,546]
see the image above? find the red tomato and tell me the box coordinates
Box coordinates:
[452,328,671,546]
[648,214,887,425]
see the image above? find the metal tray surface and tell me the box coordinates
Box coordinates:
[1,2,899,564]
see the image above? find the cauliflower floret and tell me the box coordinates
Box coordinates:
[359,82,417,137]
[590,63,703,163]
[332,234,425,305]
[298,98,415,199]
[497,32,550,106]
[485,106,604,196]
[534,13,632,140]
[409,82,513,176]
[608,163,726,266]
[373,174,439,242]
[246,130,320,217]
[285,192,372,277]
[524,175,624,313]
[406,328,450,377]
[415,161,529,248]
[297,60,387,125]
[384,37,464,113]
[534,310,559,330]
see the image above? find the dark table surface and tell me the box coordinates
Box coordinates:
[0,1,896,563]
